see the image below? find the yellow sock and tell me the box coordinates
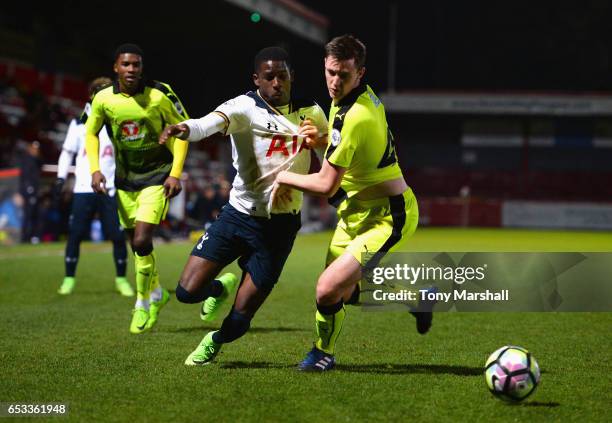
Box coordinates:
[149,251,160,292]
[134,252,154,302]
[315,306,346,354]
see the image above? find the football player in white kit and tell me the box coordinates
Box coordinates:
[56,77,133,297]
[159,47,328,365]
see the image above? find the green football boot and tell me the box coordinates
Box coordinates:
[184,331,222,366]
[115,277,135,297]
[146,288,170,330]
[200,273,239,322]
[129,307,150,334]
[58,277,76,295]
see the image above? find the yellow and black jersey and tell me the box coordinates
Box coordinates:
[86,80,188,191]
[325,83,402,206]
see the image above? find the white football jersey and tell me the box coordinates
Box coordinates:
[215,91,328,217]
[62,103,116,195]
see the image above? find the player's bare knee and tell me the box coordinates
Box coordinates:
[175,282,199,303]
[344,283,360,305]
[132,235,152,256]
[177,269,198,294]
[179,263,204,293]
[316,280,341,305]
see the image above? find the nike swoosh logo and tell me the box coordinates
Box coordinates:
[137,318,149,330]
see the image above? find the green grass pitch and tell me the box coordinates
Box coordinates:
[1,228,611,422]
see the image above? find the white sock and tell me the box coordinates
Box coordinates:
[150,287,163,302]
[135,299,150,310]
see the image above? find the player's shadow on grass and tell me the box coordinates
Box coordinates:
[167,325,307,334]
[219,361,294,370]
[335,363,482,376]
[520,401,560,407]
[217,362,483,374]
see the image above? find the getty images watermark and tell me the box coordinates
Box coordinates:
[370,262,508,302]
[361,252,612,312]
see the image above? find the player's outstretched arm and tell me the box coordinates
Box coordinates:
[159,111,229,144]
[276,160,346,198]
[172,113,228,144]
[159,123,190,144]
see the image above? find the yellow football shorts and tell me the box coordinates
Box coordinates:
[326,187,419,266]
[116,185,169,229]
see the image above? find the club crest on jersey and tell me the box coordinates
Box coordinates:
[174,101,184,115]
[331,129,341,146]
[120,120,145,142]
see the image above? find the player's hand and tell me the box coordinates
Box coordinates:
[298,119,326,149]
[163,176,182,199]
[159,123,190,144]
[270,173,292,209]
[91,171,107,195]
[270,183,293,209]
[52,178,65,209]
[54,178,65,197]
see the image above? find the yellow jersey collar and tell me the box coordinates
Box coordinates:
[112,78,146,95]
[335,82,368,108]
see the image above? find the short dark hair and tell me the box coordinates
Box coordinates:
[88,77,112,98]
[114,43,144,60]
[325,34,366,69]
[254,47,291,73]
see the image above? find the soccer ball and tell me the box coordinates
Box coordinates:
[484,345,541,402]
